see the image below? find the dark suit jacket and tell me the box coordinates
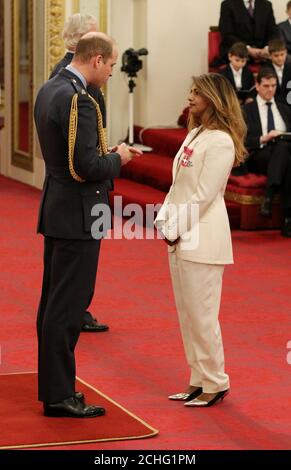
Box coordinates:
[278,19,291,55]
[219,64,255,92]
[34,68,121,240]
[263,61,291,103]
[243,98,291,150]
[219,0,278,60]
[50,52,106,127]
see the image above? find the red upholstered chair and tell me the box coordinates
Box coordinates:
[225,173,282,229]
[208,28,260,74]
[208,29,222,72]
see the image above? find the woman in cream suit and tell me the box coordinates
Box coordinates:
[155,74,247,407]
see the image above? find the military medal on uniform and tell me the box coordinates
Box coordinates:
[181,146,194,167]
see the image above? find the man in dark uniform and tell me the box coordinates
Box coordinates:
[50,13,108,333]
[34,32,142,417]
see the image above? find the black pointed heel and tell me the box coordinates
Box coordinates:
[184,389,229,407]
[206,389,229,407]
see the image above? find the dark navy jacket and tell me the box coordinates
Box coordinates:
[34,68,121,240]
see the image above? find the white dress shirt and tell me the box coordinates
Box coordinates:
[273,64,284,86]
[230,64,242,90]
[243,0,255,11]
[256,95,286,138]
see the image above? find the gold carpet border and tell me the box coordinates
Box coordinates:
[225,191,280,205]
[0,372,159,450]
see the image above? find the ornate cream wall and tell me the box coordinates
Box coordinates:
[0,0,289,188]
[0,0,105,189]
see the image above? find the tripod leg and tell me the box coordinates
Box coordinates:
[129,85,134,146]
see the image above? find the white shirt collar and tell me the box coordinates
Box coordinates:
[243,0,255,10]
[257,94,275,107]
[273,63,284,72]
[65,64,87,89]
[230,64,242,76]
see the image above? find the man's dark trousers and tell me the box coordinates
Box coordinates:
[248,140,291,210]
[37,236,101,403]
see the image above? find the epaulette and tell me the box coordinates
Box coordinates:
[67,82,109,183]
[70,78,87,96]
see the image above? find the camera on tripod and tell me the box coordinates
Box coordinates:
[121,48,148,77]
[120,47,152,150]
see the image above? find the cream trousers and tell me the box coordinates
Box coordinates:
[169,252,230,393]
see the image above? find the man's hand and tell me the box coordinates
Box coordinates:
[260,130,283,145]
[163,237,180,246]
[258,46,270,60]
[247,47,261,59]
[116,143,143,166]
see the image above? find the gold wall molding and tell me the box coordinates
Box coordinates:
[72,0,80,14]
[99,0,107,33]
[11,0,33,171]
[0,0,4,92]
[46,0,65,77]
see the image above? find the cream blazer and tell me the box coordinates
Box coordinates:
[155,127,235,265]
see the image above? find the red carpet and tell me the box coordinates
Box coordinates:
[0,373,157,449]
[1,175,291,450]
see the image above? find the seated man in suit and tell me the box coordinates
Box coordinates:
[219,42,255,103]
[243,68,291,237]
[264,38,291,103]
[278,1,291,60]
[219,0,279,64]
[50,13,109,333]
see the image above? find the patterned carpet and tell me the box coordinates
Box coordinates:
[0,175,291,449]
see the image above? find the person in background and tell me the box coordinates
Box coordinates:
[50,13,108,333]
[155,74,247,407]
[278,1,291,60]
[243,67,291,236]
[34,32,142,417]
[219,42,255,103]
[264,38,291,103]
[218,0,279,64]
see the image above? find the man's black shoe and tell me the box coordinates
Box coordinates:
[259,197,272,217]
[43,396,105,418]
[81,314,109,332]
[281,218,291,237]
[81,320,109,332]
[74,391,84,402]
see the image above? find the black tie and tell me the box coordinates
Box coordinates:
[266,102,275,132]
[248,0,254,17]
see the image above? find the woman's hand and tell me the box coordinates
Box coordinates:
[163,237,180,246]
